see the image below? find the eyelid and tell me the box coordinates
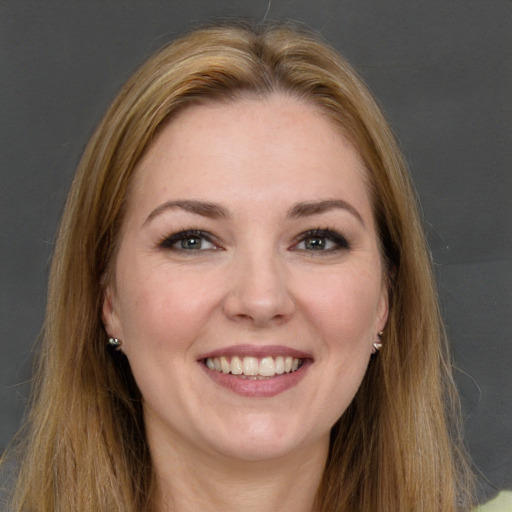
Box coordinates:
[158,229,220,251]
[157,227,349,252]
[292,228,350,252]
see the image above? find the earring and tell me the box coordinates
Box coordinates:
[372,331,383,352]
[108,337,122,349]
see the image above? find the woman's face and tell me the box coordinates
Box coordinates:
[103,95,388,463]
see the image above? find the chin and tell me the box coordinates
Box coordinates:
[205,415,325,463]
[213,437,305,463]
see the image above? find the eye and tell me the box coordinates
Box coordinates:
[293,229,350,252]
[159,230,218,251]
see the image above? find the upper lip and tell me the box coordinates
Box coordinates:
[197,345,313,361]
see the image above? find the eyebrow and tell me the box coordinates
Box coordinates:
[287,199,365,226]
[144,198,364,226]
[144,200,230,225]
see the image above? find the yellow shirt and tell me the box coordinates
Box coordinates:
[476,491,512,512]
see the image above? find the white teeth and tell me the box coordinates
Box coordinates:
[259,357,275,377]
[274,356,284,374]
[231,356,243,375]
[220,356,230,373]
[242,356,259,376]
[204,355,303,377]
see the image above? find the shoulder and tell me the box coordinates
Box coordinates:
[475,491,512,512]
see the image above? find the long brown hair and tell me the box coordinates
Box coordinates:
[2,21,473,511]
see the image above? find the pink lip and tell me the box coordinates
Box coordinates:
[196,344,313,360]
[197,345,313,398]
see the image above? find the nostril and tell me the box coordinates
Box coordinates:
[222,287,294,326]
[220,255,295,326]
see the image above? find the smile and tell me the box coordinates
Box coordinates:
[204,356,302,378]
[198,345,312,397]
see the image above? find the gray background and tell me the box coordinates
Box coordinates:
[1,0,510,505]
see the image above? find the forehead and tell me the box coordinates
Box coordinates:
[128,94,372,218]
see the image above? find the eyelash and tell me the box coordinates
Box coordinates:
[158,229,218,251]
[158,228,350,253]
[293,228,350,252]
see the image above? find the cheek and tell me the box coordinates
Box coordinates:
[297,266,382,346]
[116,264,223,352]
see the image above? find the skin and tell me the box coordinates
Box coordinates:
[103,94,388,512]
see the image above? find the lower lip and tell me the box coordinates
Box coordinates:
[199,360,311,398]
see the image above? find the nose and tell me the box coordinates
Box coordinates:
[222,248,295,327]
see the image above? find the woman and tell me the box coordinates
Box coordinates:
[2,22,474,511]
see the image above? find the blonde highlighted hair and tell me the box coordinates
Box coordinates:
[2,21,473,511]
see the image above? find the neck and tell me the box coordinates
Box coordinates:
[149,430,329,512]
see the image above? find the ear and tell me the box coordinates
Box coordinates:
[376,280,390,333]
[102,284,122,339]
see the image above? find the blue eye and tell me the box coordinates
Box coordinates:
[295,229,350,252]
[159,230,217,251]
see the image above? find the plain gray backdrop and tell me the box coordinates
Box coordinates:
[1,0,511,504]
